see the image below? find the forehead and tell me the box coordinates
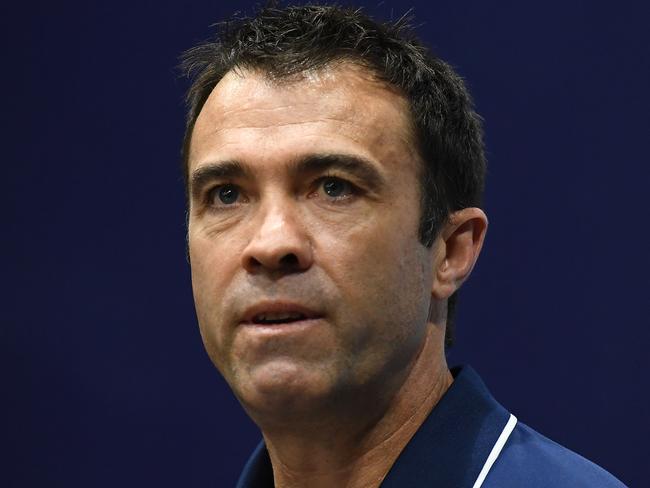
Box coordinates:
[189,64,420,174]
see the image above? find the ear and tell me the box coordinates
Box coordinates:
[431,207,488,300]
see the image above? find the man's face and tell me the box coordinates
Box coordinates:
[187,65,437,418]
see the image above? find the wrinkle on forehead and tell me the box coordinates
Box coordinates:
[201,62,411,128]
[190,63,421,169]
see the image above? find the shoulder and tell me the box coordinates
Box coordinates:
[484,420,627,487]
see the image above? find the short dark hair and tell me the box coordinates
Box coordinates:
[180,3,486,348]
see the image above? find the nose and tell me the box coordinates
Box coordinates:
[241,199,313,274]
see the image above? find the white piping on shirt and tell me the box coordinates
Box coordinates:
[472,413,518,488]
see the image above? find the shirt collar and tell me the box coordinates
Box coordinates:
[236,365,511,488]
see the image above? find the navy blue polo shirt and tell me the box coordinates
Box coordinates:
[236,366,626,487]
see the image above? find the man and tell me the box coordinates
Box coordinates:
[180,4,625,487]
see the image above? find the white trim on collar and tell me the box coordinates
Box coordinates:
[472,414,518,488]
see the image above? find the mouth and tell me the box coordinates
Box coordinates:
[252,311,310,325]
[241,302,322,326]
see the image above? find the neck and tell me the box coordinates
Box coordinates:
[259,325,453,488]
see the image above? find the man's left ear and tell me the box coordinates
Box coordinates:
[431,207,488,300]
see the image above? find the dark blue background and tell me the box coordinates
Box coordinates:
[5,1,648,486]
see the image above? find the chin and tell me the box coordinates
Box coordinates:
[234,358,337,416]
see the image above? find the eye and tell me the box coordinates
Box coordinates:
[318,177,355,200]
[208,184,241,206]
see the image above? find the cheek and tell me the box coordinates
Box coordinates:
[321,230,432,387]
[318,207,431,333]
[320,203,424,286]
[189,233,241,368]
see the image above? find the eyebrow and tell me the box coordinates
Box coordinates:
[189,153,387,200]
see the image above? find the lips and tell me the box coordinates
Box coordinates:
[241,302,322,325]
[252,311,307,324]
